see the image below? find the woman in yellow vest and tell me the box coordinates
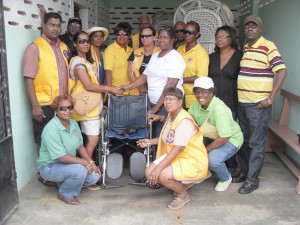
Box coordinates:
[137,87,208,210]
[86,27,109,86]
[127,27,160,95]
[177,21,209,108]
[69,31,121,157]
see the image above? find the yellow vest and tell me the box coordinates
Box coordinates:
[69,56,101,121]
[131,33,140,50]
[34,37,69,105]
[157,109,208,181]
[129,46,160,95]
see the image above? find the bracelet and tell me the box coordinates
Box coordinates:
[160,115,165,122]
[89,160,95,165]
[267,98,272,105]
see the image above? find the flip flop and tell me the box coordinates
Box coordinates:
[86,184,101,191]
[168,197,190,210]
[38,174,57,187]
[146,182,164,189]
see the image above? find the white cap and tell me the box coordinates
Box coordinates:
[193,77,214,89]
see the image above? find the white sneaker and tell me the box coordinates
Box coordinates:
[215,176,232,192]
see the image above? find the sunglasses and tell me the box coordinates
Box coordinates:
[184,30,198,35]
[116,32,129,37]
[77,39,90,44]
[175,29,185,34]
[215,35,232,40]
[140,34,153,38]
[58,105,74,112]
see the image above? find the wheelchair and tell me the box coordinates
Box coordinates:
[96,94,154,189]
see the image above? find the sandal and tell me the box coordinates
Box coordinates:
[168,196,190,210]
[38,174,57,187]
[86,184,101,191]
[146,182,164,189]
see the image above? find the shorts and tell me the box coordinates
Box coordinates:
[80,119,101,135]
[33,106,54,145]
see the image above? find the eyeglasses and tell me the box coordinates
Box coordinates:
[159,26,172,31]
[164,97,178,102]
[175,29,185,34]
[116,32,129,37]
[215,35,231,40]
[77,39,90,44]
[245,24,258,29]
[140,34,153,39]
[184,30,198,35]
[70,22,81,27]
[58,105,74,112]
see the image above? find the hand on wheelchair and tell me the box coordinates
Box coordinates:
[136,139,151,148]
[147,113,162,122]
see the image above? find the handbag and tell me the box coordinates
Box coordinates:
[201,106,219,140]
[70,78,102,116]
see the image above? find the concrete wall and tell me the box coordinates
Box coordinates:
[3,0,99,191]
[258,0,300,164]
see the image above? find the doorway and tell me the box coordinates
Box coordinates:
[0,2,18,224]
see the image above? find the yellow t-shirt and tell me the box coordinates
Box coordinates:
[177,43,209,108]
[104,41,133,87]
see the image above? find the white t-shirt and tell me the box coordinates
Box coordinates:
[143,50,186,104]
[69,57,86,80]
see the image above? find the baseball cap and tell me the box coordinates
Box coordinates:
[193,77,214,89]
[68,17,82,26]
[244,15,263,27]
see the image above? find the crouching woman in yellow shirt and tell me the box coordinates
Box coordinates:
[137,87,208,210]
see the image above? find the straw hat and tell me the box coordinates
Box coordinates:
[86,27,109,41]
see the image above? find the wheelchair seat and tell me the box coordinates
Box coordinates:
[106,94,149,140]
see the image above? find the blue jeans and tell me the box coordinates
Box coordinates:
[208,142,238,181]
[39,163,100,200]
[237,103,271,185]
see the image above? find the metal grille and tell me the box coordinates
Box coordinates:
[0,1,18,223]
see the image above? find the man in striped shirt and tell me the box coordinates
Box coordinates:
[233,15,287,194]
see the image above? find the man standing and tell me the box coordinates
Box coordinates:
[59,17,82,57]
[129,15,152,50]
[23,12,70,151]
[233,15,287,194]
[173,21,186,49]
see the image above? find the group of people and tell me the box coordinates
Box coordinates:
[23,11,287,209]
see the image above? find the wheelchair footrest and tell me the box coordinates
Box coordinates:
[106,153,123,180]
[130,152,146,182]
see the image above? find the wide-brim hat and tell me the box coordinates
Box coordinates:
[86,27,109,41]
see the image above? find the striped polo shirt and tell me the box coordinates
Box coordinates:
[238,36,286,103]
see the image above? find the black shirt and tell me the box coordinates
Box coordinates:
[59,33,76,57]
[208,50,243,113]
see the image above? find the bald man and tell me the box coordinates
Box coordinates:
[173,21,186,49]
[129,15,152,50]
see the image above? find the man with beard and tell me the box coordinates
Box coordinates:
[59,17,82,56]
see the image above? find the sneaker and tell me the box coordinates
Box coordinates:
[215,176,232,192]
